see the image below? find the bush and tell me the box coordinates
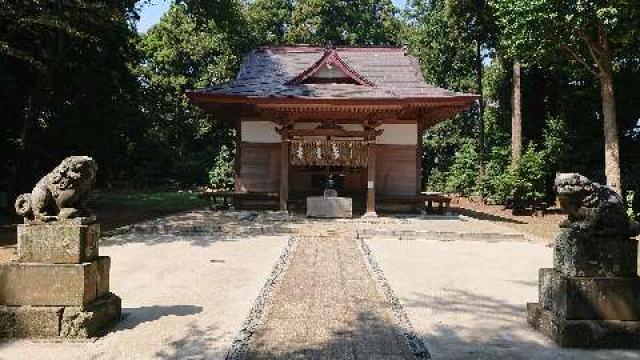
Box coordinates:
[510,145,547,212]
[483,145,512,203]
[208,145,235,190]
[445,141,479,195]
[626,191,639,221]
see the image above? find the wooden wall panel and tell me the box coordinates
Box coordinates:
[236,142,280,193]
[375,144,417,196]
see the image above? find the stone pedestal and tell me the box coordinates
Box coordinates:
[528,228,640,347]
[306,196,352,218]
[0,223,121,339]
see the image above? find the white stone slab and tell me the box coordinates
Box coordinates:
[306,196,352,218]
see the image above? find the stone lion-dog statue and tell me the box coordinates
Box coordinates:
[554,173,631,234]
[15,156,98,223]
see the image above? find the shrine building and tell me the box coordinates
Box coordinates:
[187,45,477,215]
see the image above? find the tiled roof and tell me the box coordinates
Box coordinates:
[188,46,476,101]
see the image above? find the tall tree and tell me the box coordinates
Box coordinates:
[136,1,251,185]
[406,0,479,191]
[287,0,402,45]
[511,60,522,164]
[247,0,294,44]
[0,0,141,194]
[446,0,498,197]
[491,0,640,193]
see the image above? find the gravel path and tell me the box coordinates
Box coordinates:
[243,235,415,360]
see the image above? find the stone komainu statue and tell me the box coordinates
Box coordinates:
[14,156,97,223]
[554,173,630,234]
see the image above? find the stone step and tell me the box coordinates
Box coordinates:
[356,229,527,242]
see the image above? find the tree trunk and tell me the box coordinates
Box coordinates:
[584,26,622,194]
[511,60,522,165]
[475,39,485,198]
[599,67,621,193]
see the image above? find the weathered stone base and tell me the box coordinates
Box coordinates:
[0,293,121,339]
[527,303,640,348]
[0,257,111,306]
[538,268,640,320]
[18,223,100,264]
[306,196,352,218]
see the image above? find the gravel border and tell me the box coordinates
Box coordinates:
[224,235,298,360]
[358,238,431,360]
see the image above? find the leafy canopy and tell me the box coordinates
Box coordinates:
[287,0,403,45]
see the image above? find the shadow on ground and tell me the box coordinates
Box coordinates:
[402,288,640,359]
[100,210,300,247]
[451,206,527,224]
[154,323,228,359]
[243,309,420,360]
[114,305,204,331]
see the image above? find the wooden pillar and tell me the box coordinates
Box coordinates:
[234,119,242,192]
[279,129,289,212]
[365,123,377,216]
[366,143,377,215]
[416,121,424,195]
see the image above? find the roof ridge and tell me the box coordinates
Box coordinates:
[257,44,405,53]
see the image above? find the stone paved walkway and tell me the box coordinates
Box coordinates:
[244,234,414,360]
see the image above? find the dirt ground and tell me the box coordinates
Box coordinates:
[449,196,564,243]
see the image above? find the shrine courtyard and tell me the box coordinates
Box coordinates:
[1,209,639,359]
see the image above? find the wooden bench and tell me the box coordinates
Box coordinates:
[199,191,280,210]
[422,194,452,214]
[380,193,452,214]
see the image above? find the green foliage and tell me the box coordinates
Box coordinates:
[0,0,142,192]
[406,0,476,91]
[444,142,478,195]
[483,146,513,203]
[1,0,639,210]
[288,0,402,45]
[93,191,201,211]
[541,116,569,168]
[509,145,547,211]
[492,117,568,210]
[490,0,640,65]
[247,0,294,44]
[408,0,479,194]
[208,145,235,190]
[134,2,249,186]
[625,191,638,221]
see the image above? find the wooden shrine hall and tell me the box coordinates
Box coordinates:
[187,45,477,216]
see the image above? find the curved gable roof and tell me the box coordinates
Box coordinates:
[286,49,375,86]
[187,45,477,106]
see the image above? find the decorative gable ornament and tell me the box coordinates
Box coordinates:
[286,49,375,86]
